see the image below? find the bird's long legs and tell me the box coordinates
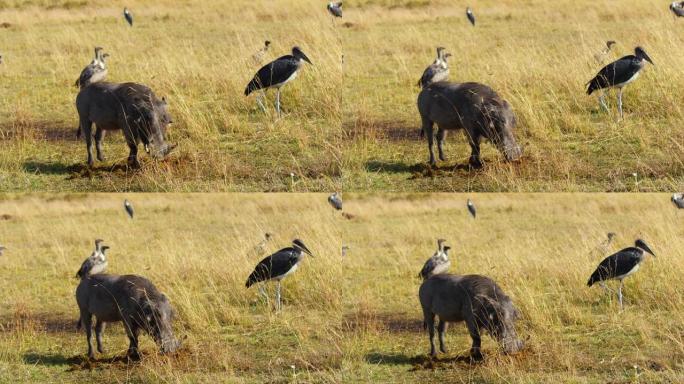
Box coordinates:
[259,284,269,306]
[256,91,267,113]
[617,88,624,119]
[275,281,282,311]
[599,281,615,294]
[599,92,609,112]
[275,89,282,117]
[618,280,624,310]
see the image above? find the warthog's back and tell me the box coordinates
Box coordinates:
[419,274,511,322]
[76,274,164,322]
[417,81,511,128]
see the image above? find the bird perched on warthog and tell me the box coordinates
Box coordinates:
[75,82,175,167]
[76,274,181,360]
[76,239,109,279]
[419,274,525,360]
[417,82,523,168]
[75,47,109,89]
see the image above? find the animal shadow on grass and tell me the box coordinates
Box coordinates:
[24,352,144,371]
[365,161,476,179]
[365,352,477,371]
[23,161,140,179]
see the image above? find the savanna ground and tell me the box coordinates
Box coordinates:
[0,0,342,192]
[342,0,684,191]
[1,193,684,383]
[0,194,344,383]
[341,193,684,382]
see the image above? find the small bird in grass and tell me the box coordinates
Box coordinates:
[586,46,654,119]
[327,2,343,18]
[341,245,350,257]
[466,7,475,26]
[124,199,134,219]
[672,193,684,209]
[670,2,684,18]
[594,40,616,64]
[251,232,273,256]
[76,239,109,278]
[419,239,451,279]
[328,192,343,212]
[252,40,271,65]
[123,7,133,27]
[587,239,656,310]
[244,46,313,117]
[467,199,476,218]
[246,239,313,311]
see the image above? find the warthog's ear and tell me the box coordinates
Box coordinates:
[162,97,168,105]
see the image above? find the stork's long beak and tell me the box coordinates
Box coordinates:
[642,243,656,257]
[300,244,314,257]
[643,52,654,65]
[301,53,313,65]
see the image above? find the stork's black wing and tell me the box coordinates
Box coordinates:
[418,64,439,87]
[245,55,298,95]
[586,55,639,94]
[76,64,97,87]
[245,247,299,287]
[587,247,641,286]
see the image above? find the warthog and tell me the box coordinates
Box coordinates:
[76,82,175,167]
[417,81,523,168]
[76,274,181,360]
[419,274,524,360]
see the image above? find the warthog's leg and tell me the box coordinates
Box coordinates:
[125,137,141,168]
[94,127,106,162]
[80,118,95,167]
[95,319,106,354]
[125,324,141,360]
[465,316,483,361]
[466,133,483,169]
[81,313,95,359]
[436,128,447,162]
[422,117,436,166]
[423,311,437,357]
[437,319,448,354]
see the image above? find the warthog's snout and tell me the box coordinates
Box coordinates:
[160,338,181,354]
[503,337,524,354]
[504,144,523,162]
[151,143,176,159]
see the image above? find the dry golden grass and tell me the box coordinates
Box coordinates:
[0,0,342,192]
[341,0,684,191]
[340,193,684,382]
[1,193,684,383]
[0,193,344,382]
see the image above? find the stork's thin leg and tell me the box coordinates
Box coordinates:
[618,280,624,310]
[599,281,614,294]
[259,284,269,305]
[617,88,624,119]
[275,89,281,117]
[256,91,267,113]
[275,281,282,311]
[599,92,609,112]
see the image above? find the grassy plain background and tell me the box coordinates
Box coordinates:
[0,0,342,192]
[0,194,683,382]
[342,0,684,191]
